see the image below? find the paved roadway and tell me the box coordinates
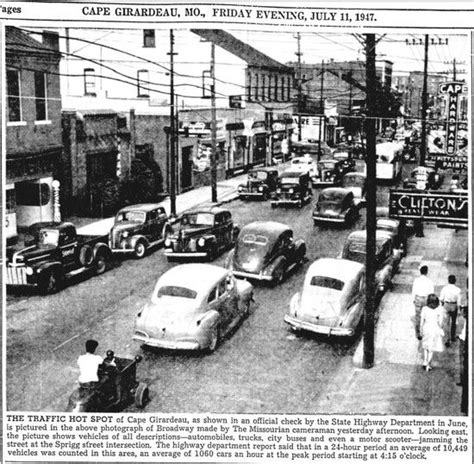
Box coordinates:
[6,182,394,413]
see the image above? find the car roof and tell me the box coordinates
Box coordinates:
[347,229,392,244]
[250,167,278,173]
[280,170,307,178]
[320,187,351,196]
[306,258,364,282]
[183,206,229,215]
[157,264,229,293]
[118,203,164,213]
[240,221,290,239]
[343,171,366,178]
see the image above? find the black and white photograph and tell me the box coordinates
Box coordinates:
[2,2,472,463]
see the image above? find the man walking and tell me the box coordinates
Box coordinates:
[440,275,462,346]
[411,265,434,340]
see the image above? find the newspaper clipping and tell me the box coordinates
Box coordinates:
[2,1,472,463]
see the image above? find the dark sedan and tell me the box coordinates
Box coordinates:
[226,221,306,285]
[313,188,359,226]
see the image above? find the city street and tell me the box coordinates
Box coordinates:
[6,184,392,413]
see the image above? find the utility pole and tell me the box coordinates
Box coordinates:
[210,41,217,203]
[420,34,429,167]
[363,33,377,369]
[453,58,457,80]
[168,30,177,217]
[317,60,325,162]
[295,32,303,141]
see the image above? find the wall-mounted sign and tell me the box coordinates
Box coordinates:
[389,189,468,225]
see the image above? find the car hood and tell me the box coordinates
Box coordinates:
[170,225,213,239]
[7,243,56,263]
[137,298,201,334]
[111,222,142,234]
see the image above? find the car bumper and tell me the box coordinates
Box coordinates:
[133,331,201,350]
[164,250,208,258]
[233,270,273,281]
[284,315,354,336]
[239,192,265,198]
[271,199,300,205]
[313,215,345,223]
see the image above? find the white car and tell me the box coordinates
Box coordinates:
[133,264,254,352]
[284,258,365,337]
[290,155,317,178]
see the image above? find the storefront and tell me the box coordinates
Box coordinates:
[226,121,249,177]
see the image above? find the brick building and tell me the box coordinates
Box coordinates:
[5,27,62,243]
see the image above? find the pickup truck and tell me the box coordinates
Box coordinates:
[6,222,112,294]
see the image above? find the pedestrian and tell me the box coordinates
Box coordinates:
[411,265,435,340]
[439,275,462,346]
[77,339,103,387]
[420,294,445,371]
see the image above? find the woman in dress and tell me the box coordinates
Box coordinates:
[420,293,445,371]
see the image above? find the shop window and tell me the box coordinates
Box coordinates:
[137,69,149,97]
[7,69,21,122]
[84,68,96,96]
[34,72,47,121]
[143,29,155,48]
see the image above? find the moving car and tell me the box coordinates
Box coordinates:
[311,159,339,187]
[164,208,239,261]
[6,221,112,295]
[284,258,365,337]
[66,354,149,412]
[237,167,279,200]
[133,264,254,352]
[341,172,367,206]
[271,171,312,208]
[289,155,317,178]
[341,230,402,296]
[109,204,172,259]
[313,188,359,226]
[226,221,306,285]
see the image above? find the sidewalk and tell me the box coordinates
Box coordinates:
[316,224,468,415]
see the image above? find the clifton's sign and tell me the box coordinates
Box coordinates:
[389,189,468,225]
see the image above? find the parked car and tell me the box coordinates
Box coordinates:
[376,217,408,256]
[164,208,239,262]
[341,230,402,296]
[226,221,306,285]
[403,167,444,190]
[66,354,148,412]
[109,204,172,259]
[289,155,317,179]
[284,258,365,337]
[271,171,312,208]
[237,167,279,200]
[133,264,254,352]
[313,188,359,226]
[341,172,367,206]
[6,221,112,294]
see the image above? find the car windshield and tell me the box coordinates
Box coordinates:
[249,171,267,181]
[280,177,299,185]
[343,176,365,187]
[181,213,214,226]
[310,276,344,291]
[319,191,344,204]
[38,229,59,246]
[156,285,197,299]
[116,211,146,224]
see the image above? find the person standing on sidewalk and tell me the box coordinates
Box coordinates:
[412,265,435,340]
[439,275,462,346]
[420,294,445,371]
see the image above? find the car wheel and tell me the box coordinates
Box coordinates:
[297,200,303,208]
[134,384,149,409]
[262,191,269,201]
[95,252,109,275]
[39,270,61,295]
[243,294,253,317]
[272,266,285,286]
[208,325,220,352]
[134,240,147,259]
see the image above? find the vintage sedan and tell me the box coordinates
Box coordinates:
[341,230,403,296]
[164,208,239,261]
[313,188,359,226]
[289,155,317,179]
[284,258,365,337]
[376,217,408,256]
[133,264,254,352]
[226,221,306,285]
[341,172,366,206]
[271,171,312,208]
[311,159,338,187]
[109,204,172,259]
[237,167,278,200]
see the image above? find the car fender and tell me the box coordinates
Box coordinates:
[289,292,300,316]
[129,234,150,249]
[235,278,254,302]
[340,301,363,328]
[264,255,287,277]
[294,240,307,260]
[37,261,63,276]
[225,249,235,269]
[92,242,112,260]
[196,309,220,333]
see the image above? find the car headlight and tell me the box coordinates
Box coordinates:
[164,238,171,247]
[238,186,243,192]
[258,186,264,192]
[122,231,129,238]
[276,188,281,193]
[25,267,34,276]
[289,188,294,194]
[198,237,206,247]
